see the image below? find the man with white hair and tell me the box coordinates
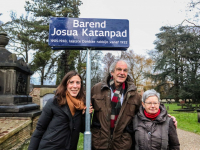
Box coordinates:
[91,59,142,150]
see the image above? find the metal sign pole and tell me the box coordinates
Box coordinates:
[49,17,129,150]
[84,48,91,150]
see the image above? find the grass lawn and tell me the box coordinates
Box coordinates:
[77,133,84,150]
[164,103,200,135]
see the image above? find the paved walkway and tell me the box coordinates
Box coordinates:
[177,128,200,150]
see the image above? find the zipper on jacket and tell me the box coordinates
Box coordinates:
[114,92,131,126]
[106,90,111,121]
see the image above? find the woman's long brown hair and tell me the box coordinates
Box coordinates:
[55,70,85,106]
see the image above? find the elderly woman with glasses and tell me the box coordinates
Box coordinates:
[132,89,180,150]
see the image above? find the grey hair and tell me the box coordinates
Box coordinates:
[109,59,130,73]
[142,89,160,103]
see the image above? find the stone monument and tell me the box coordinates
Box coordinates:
[0,33,41,117]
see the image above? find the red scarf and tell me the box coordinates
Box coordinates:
[144,109,160,120]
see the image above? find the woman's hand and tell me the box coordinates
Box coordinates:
[82,104,93,114]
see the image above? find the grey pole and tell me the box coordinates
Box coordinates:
[84,48,91,150]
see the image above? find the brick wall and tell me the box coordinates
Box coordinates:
[31,116,40,134]
[0,86,56,149]
[29,88,40,106]
[0,116,40,150]
[29,87,57,108]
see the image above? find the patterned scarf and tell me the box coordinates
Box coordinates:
[110,76,125,129]
[66,91,85,116]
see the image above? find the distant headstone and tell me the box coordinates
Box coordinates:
[171,99,175,102]
[197,109,200,123]
[180,101,185,104]
[40,94,54,109]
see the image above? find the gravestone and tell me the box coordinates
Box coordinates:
[0,33,41,117]
[41,93,55,108]
[197,109,200,123]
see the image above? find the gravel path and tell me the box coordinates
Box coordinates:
[177,128,200,150]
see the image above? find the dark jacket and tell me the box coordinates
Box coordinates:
[28,97,84,150]
[91,75,142,150]
[133,104,180,150]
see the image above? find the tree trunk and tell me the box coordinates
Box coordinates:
[174,48,179,103]
[25,44,28,63]
[41,67,45,85]
[64,50,70,74]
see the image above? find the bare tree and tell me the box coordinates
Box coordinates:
[121,50,153,85]
[102,52,115,76]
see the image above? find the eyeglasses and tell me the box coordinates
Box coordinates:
[145,102,159,105]
[115,68,128,73]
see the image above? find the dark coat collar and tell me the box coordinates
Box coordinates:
[53,97,73,120]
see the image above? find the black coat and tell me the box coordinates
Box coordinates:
[28,97,84,150]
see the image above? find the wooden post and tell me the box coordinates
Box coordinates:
[167,106,169,111]
[197,109,200,123]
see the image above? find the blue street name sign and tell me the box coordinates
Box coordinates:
[48,17,129,50]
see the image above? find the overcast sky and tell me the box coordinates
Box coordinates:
[0,0,191,56]
[0,0,193,84]
[79,0,191,55]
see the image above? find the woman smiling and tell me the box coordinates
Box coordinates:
[28,70,93,150]
[132,89,180,150]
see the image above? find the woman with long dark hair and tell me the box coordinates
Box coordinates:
[28,70,93,150]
